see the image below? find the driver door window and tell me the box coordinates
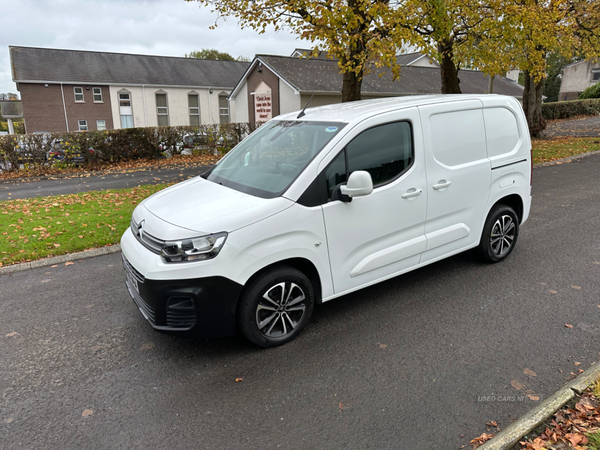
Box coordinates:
[325,121,413,200]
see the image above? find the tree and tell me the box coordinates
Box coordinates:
[187,0,399,102]
[185,48,250,61]
[500,0,600,135]
[0,93,19,101]
[543,53,580,102]
[393,0,506,94]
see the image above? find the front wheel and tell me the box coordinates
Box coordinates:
[475,205,519,263]
[237,266,314,348]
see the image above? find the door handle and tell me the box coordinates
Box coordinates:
[401,188,422,199]
[433,180,452,190]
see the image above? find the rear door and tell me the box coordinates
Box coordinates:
[418,100,491,263]
[320,107,428,295]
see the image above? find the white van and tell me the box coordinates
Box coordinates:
[121,95,532,347]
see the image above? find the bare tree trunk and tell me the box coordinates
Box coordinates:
[438,40,461,94]
[488,75,495,93]
[341,69,363,102]
[522,70,546,137]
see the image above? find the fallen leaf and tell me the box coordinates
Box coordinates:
[574,362,581,366]
[565,324,573,328]
[571,285,581,290]
[549,289,558,294]
[235,378,243,382]
[528,395,540,401]
[486,420,498,427]
[511,380,525,390]
[82,409,93,417]
[5,418,14,424]
[524,368,537,377]
[51,265,57,268]
[65,261,74,266]
[5,331,19,337]
[469,433,494,446]
[140,342,155,350]
[41,279,51,283]
[565,433,584,446]
[379,344,387,349]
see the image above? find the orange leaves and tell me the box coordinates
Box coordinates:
[519,392,600,450]
[470,432,494,447]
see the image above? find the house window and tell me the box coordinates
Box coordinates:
[97,120,106,130]
[219,94,229,124]
[592,70,600,82]
[78,120,88,131]
[189,94,200,126]
[119,92,133,128]
[156,93,169,127]
[74,87,84,102]
[93,87,103,102]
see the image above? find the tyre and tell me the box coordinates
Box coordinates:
[475,205,519,263]
[238,266,314,348]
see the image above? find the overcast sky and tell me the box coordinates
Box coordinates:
[0,0,305,96]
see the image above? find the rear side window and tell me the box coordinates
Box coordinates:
[483,108,520,158]
[325,121,413,200]
[430,109,486,166]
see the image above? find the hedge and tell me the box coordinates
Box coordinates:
[542,98,600,120]
[0,122,261,173]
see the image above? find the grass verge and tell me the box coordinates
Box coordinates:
[0,184,170,266]
[532,136,600,164]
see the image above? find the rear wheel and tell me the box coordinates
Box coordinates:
[238,266,314,348]
[475,205,519,263]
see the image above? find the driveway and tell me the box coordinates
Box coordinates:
[545,115,600,138]
[1,154,599,449]
[0,163,211,201]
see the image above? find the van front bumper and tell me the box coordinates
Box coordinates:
[122,253,243,338]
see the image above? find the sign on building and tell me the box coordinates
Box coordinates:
[253,82,272,121]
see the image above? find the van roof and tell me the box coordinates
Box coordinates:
[276,94,502,123]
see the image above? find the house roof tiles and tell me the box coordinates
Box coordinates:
[10,46,250,88]
[255,55,524,97]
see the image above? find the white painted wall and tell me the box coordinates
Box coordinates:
[279,82,301,116]
[560,61,600,95]
[410,56,440,68]
[108,85,231,129]
[231,83,248,123]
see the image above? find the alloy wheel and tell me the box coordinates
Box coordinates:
[489,214,516,257]
[255,281,307,338]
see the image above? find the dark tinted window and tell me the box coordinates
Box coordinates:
[346,122,412,186]
[324,151,347,199]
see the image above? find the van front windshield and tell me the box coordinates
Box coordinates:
[204,120,346,198]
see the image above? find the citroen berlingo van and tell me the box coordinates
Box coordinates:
[121,95,532,347]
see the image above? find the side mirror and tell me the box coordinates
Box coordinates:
[341,171,373,198]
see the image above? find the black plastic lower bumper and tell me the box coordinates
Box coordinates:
[123,256,243,338]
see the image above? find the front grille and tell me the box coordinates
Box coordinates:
[122,254,155,325]
[130,217,164,255]
[122,253,145,283]
[166,310,197,328]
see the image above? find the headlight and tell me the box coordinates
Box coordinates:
[160,232,228,263]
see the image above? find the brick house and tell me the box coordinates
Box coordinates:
[9,46,250,133]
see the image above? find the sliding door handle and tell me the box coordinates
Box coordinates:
[433,180,452,190]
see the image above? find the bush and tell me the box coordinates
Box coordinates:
[0,122,260,173]
[541,98,600,120]
[579,82,600,100]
